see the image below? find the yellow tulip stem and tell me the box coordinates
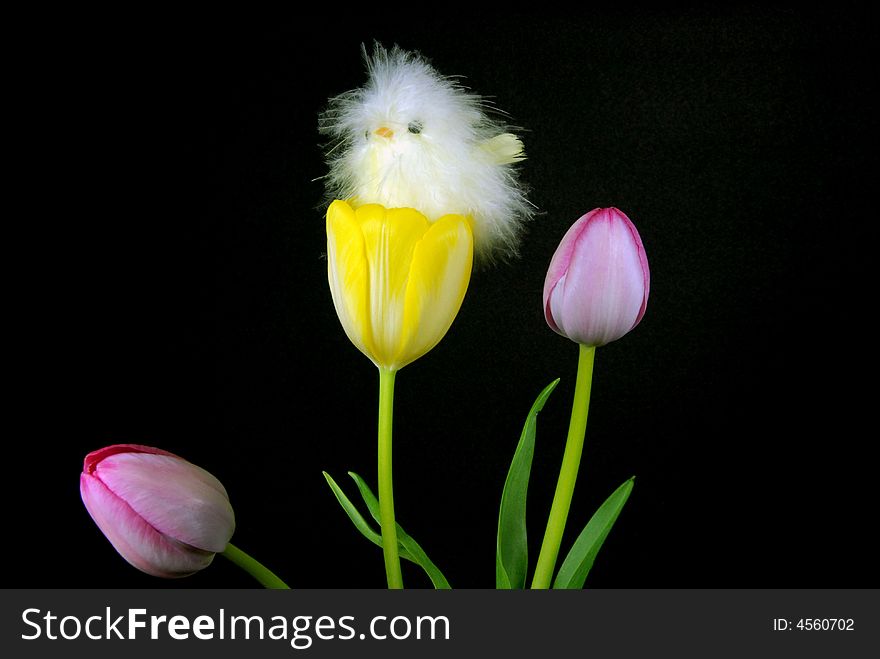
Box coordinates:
[531,344,596,589]
[378,367,404,589]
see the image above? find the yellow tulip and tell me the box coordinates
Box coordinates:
[325,199,473,588]
[326,200,474,372]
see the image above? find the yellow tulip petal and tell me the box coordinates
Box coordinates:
[326,200,375,362]
[327,200,473,371]
[396,214,474,368]
[357,205,431,367]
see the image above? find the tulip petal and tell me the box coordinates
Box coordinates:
[83,443,179,472]
[358,205,431,366]
[396,214,473,368]
[327,200,374,360]
[80,472,215,578]
[547,272,570,337]
[92,452,235,553]
[543,211,594,333]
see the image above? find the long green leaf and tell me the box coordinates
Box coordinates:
[348,471,451,589]
[553,476,635,589]
[496,555,512,589]
[322,472,417,563]
[496,379,561,589]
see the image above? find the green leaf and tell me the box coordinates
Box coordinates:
[553,476,635,589]
[496,378,561,589]
[348,472,452,589]
[496,555,512,590]
[322,471,417,563]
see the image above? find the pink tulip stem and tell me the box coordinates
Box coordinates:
[531,344,596,589]
[220,543,290,589]
[378,367,404,589]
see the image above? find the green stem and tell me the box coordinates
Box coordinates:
[221,543,290,589]
[531,344,596,589]
[378,367,403,589]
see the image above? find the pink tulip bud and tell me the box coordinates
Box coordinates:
[80,444,236,578]
[543,208,650,347]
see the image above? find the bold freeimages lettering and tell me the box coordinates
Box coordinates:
[193,615,215,640]
[151,615,167,639]
[167,615,190,640]
[129,608,147,639]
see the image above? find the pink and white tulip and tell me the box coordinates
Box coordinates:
[543,208,650,347]
[80,444,236,578]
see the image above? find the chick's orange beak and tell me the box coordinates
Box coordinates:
[374,126,394,139]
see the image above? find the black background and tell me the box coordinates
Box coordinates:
[11,7,877,589]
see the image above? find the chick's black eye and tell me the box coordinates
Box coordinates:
[364,130,370,140]
[407,121,423,135]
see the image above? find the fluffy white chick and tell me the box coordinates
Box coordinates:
[319,44,533,261]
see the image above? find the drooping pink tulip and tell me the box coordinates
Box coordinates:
[80,444,235,578]
[543,208,650,347]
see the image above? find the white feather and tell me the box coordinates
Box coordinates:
[319,44,533,262]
